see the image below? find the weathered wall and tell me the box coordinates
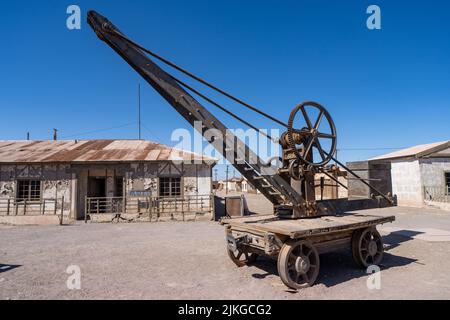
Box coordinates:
[391,160,423,207]
[0,164,73,217]
[338,176,348,198]
[124,162,213,216]
[346,161,392,200]
[390,158,450,207]
[0,215,61,226]
[126,163,157,196]
[424,200,450,211]
[125,162,212,197]
[1,161,214,221]
[419,158,450,188]
[70,162,212,220]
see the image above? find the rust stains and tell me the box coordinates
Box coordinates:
[0,140,217,164]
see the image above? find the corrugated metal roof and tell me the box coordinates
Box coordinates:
[0,140,217,164]
[370,140,450,161]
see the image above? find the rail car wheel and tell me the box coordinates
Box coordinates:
[277,240,320,289]
[227,248,258,267]
[352,228,384,268]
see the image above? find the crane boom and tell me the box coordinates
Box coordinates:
[87,11,307,215]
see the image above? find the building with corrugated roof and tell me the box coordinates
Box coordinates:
[0,140,217,222]
[348,140,450,209]
[372,140,450,209]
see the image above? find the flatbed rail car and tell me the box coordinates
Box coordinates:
[88,11,398,290]
[222,213,395,289]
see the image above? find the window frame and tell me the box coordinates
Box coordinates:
[445,171,450,195]
[158,176,183,198]
[16,179,42,202]
[114,176,124,198]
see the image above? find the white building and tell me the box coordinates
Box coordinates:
[370,140,450,209]
[216,177,260,194]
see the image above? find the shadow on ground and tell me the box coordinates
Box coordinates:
[249,231,418,289]
[0,264,21,273]
[383,229,424,251]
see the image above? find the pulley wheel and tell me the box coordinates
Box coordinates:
[288,159,303,181]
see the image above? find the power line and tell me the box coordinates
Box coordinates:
[141,122,165,142]
[138,83,142,140]
[167,72,275,141]
[336,147,407,151]
[225,165,229,194]
[111,29,288,128]
[60,122,137,139]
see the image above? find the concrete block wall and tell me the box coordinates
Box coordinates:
[391,160,423,207]
[420,158,450,188]
[391,158,450,207]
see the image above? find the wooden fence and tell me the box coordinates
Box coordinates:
[85,194,214,222]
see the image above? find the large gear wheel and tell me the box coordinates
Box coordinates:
[287,101,337,167]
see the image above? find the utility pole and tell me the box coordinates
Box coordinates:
[53,129,58,141]
[138,83,141,140]
[225,165,229,194]
[334,148,339,198]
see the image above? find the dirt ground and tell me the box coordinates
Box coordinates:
[1,195,450,299]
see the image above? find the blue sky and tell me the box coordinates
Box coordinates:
[1,0,449,179]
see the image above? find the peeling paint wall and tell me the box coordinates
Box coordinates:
[125,162,212,197]
[1,161,214,220]
[0,164,73,216]
[420,158,450,188]
[124,162,213,213]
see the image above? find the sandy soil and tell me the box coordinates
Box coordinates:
[1,201,450,299]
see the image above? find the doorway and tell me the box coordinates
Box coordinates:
[88,177,106,213]
[88,177,106,198]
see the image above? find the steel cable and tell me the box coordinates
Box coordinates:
[110,29,289,129]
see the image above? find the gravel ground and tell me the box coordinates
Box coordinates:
[1,202,450,300]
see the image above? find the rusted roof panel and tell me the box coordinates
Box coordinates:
[0,140,217,164]
[144,149,161,161]
[370,140,450,161]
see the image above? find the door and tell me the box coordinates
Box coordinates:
[88,177,106,213]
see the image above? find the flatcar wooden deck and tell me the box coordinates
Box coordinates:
[222,214,395,239]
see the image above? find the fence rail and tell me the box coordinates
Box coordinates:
[424,186,450,203]
[85,194,214,222]
[0,198,62,216]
